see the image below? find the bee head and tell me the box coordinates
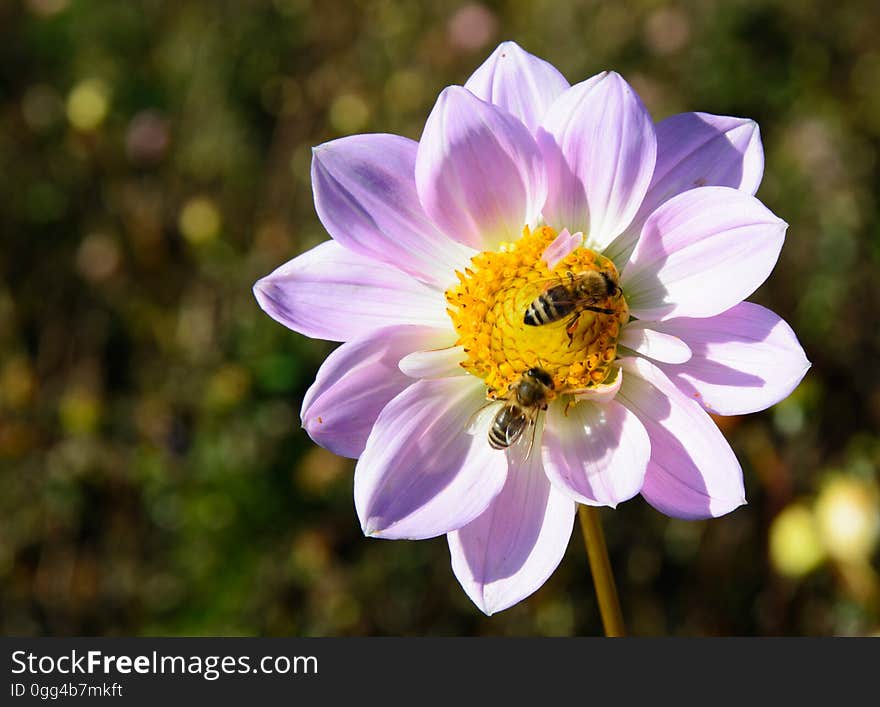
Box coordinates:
[600,271,620,297]
[525,367,555,390]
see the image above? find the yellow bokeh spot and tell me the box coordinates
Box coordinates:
[1,356,36,409]
[290,529,331,577]
[179,197,221,244]
[66,79,110,131]
[329,93,370,134]
[384,70,425,112]
[205,364,251,410]
[296,446,349,497]
[815,475,880,563]
[445,226,627,396]
[769,503,826,578]
[59,388,102,436]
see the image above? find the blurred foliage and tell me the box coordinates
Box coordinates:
[1,0,879,636]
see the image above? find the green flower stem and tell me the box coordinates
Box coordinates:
[577,505,626,637]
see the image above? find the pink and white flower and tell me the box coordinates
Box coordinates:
[254,41,810,615]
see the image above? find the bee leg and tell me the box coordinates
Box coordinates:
[583,306,616,315]
[565,313,581,345]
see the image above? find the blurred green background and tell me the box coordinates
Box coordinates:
[1,0,879,636]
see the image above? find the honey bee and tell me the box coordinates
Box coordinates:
[523,270,621,341]
[488,367,555,456]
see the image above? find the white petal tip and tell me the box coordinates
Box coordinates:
[363,523,383,538]
[711,497,748,518]
[466,586,496,616]
[252,277,268,301]
[364,519,416,540]
[252,277,281,319]
[496,40,522,52]
[475,595,507,617]
[301,403,327,428]
[438,84,464,101]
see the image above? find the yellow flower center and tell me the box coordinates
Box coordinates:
[445,226,629,398]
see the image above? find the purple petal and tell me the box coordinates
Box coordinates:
[654,113,764,194]
[253,240,450,341]
[464,41,570,134]
[448,449,575,615]
[619,322,692,363]
[416,86,547,250]
[618,357,746,519]
[621,186,787,321]
[650,302,811,415]
[398,345,467,379]
[301,325,455,458]
[355,376,507,540]
[542,399,650,507]
[312,134,474,288]
[606,112,764,266]
[541,228,583,269]
[538,72,657,250]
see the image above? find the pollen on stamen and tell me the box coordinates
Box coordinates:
[444,225,629,396]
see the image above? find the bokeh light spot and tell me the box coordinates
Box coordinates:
[66,79,111,131]
[329,93,370,134]
[179,197,221,245]
[815,476,880,564]
[770,503,826,578]
[76,233,121,283]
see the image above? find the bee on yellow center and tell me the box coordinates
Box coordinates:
[444,226,629,399]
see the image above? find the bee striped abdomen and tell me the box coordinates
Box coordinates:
[488,405,528,449]
[523,285,574,326]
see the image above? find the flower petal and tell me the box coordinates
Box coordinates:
[570,365,623,404]
[542,398,650,507]
[652,112,764,197]
[253,240,450,341]
[619,322,692,363]
[618,357,746,519]
[301,325,451,458]
[621,186,787,321]
[541,228,583,270]
[355,376,507,540]
[448,449,575,615]
[650,302,811,415]
[464,41,570,134]
[399,345,467,379]
[312,134,474,289]
[416,86,547,250]
[538,72,657,250]
[605,112,764,267]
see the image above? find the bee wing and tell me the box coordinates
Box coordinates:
[505,411,543,467]
[540,293,590,307]
[535,290,614,311]
[524,275,568,291]
[465,400,501,436]
[524,272,618,301]
[522,276,600,304]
